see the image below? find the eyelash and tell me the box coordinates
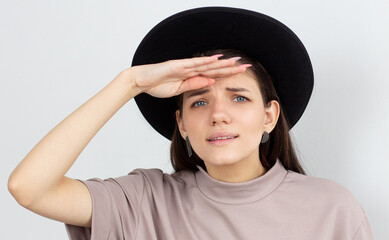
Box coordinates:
[191,96,249,108]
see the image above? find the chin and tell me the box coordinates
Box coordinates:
[202,154,242,166]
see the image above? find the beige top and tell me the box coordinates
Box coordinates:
[65,159,374,239]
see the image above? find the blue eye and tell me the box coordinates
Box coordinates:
[234,96,248,102]
[193,101,207,107]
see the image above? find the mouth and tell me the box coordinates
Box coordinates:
[207,135,239,146]
[207,135,239,142]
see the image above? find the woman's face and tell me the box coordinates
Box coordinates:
[176,72,279,168]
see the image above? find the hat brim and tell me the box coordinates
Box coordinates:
[132,6,314,140]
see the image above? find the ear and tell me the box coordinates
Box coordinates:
[175,110,187,139]
[263,100,280,133]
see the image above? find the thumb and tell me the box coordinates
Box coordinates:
[178,76,215,94]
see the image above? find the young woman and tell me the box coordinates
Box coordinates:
[8,7,374,239]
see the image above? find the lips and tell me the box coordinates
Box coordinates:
[207,132,239,141]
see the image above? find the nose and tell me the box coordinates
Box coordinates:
[209,98,231,126]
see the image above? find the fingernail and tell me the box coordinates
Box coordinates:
[239,64,252,68]
[228,56,241,61]
[210,54,223,58]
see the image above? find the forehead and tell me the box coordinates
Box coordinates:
[183,72,260,99]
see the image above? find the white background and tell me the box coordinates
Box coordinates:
[1,0,388,239]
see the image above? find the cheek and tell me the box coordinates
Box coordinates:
[182,109,205,133]
[181,110,208,149]
[239,107,265,132]
[238,109,265,150]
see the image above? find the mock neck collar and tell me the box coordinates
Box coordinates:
[195,159,288,204]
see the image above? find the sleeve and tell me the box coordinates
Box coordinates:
[352,212,375,240]
[64,170,145,240]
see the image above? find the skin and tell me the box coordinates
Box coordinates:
[176,71,280,183]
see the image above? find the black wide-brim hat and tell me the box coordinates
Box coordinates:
[131,6,314,140]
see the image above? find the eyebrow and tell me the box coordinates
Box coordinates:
[186,87,251,99]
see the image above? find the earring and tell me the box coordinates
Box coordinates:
[261,131,269,143]
[185,136,193,157]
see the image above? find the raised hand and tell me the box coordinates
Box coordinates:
[129,54,251,98]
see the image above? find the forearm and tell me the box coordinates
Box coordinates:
[8,68,141,205]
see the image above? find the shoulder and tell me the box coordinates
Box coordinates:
[82,168,195,204]
[121,167,196,189]
[284,170,352,195]
[284,170,361,204]
[282,170,366,222]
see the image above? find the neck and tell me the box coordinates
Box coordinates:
[204,156,267,183]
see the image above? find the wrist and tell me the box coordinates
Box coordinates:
[119,67,143,98]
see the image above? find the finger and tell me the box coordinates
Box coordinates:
[192,58,238,72]
[181,54,223,68]
[199,64,252,78]
[177,76,215,94]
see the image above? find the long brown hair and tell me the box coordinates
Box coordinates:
[170,49,306,175]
